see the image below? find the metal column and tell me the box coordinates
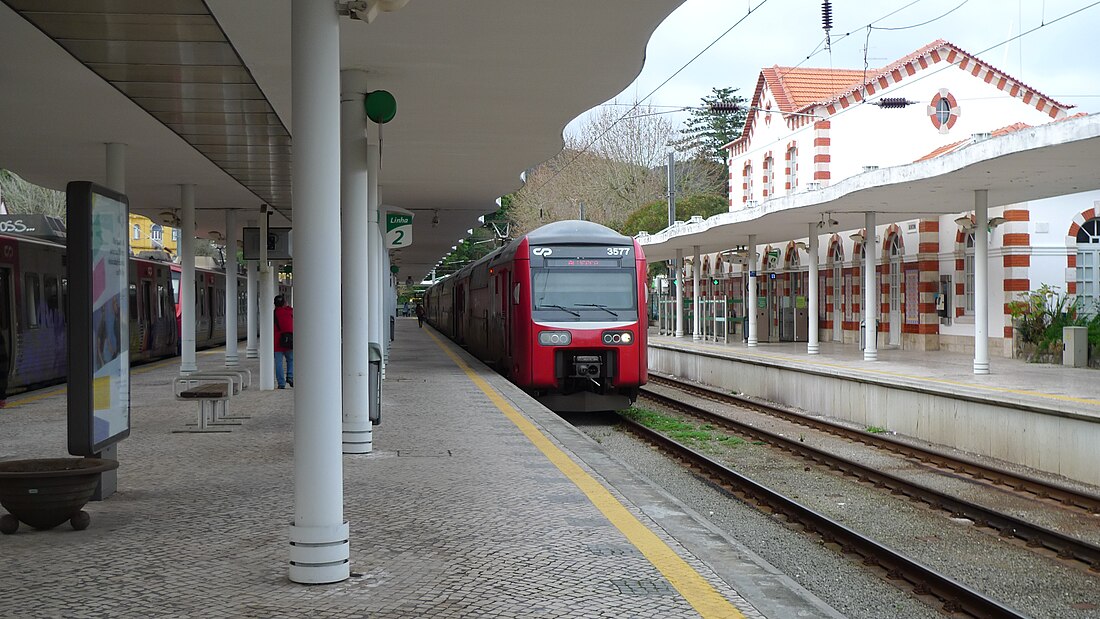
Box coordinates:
[863,211,878,362]
[973,189,990,374]
[674,248,684,337]
[747,235,758,347]
[808,223,820,354]
[179,184,198,374]
[340,69,372,454]
[287,0,349,585]
[692,245,701,340]
[224,209,239,367]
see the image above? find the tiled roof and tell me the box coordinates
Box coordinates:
[727,39,1075,151]
[762,67,869,113]
[915,114,1088,161]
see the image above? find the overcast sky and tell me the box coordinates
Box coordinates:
[567,0,1100,137]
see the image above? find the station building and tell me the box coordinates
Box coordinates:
[680,39,1096,358]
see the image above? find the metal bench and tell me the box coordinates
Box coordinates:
[172,375,240,433]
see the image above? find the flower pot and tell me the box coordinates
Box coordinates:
[0,458,118,534]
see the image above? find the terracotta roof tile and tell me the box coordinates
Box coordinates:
[762,67,869,112]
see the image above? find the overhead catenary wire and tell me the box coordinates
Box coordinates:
[521,0,770,197]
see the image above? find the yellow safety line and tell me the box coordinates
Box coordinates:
[686,340,1100,408]
[426,329,744,619]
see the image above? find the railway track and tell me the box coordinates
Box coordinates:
[637,383,1100,575]
[648,373,1100,516]
[615,415,1029,619]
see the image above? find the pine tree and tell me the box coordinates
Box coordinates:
[674,87,748,164]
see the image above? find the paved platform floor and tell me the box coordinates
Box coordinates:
[650,332,1100,419]
[0,320,841,618]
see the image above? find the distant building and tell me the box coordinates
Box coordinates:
[685,39,1094,357]
[129,213,179,259]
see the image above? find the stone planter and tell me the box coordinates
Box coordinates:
[0,458,118,534]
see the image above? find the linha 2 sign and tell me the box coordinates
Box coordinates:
[386,213,413,248]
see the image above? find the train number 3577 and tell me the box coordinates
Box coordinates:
[607,247,631,257]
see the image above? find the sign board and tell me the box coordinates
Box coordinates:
[66,181,130,456]
[242,227,293,261]
[386,212,413,248]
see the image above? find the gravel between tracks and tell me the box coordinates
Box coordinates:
[573,406,1100,619]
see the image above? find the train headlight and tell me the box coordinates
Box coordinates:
[538,330,572,346]
[601,330,633,345]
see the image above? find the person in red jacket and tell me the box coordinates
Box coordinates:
[274,295,294,389]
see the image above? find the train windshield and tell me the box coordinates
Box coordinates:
[531,269,636,315]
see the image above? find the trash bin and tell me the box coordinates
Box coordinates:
[1064,326,1088,368]
[369,343,382,426]
[389,316,395,342]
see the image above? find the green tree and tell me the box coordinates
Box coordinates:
[0,169,66,218]
[674,87,748,164]
[620,193,728,237]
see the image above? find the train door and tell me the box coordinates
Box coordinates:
[0,267,12,391]
[832,252,842,341]
[206,282,216,342]
[501,271,511,361]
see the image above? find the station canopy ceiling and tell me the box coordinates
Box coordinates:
[0,0,683,281]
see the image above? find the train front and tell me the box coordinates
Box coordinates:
[522,227,647,413]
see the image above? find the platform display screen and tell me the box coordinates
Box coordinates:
[67,181,130,456]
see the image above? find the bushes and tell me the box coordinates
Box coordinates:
[1007,284,1100,363]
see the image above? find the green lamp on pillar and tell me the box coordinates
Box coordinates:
[364,90,397,124]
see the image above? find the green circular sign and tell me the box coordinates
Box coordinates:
[364,90,397,124]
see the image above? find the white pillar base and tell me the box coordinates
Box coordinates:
[225,354,240,367]
[342,420,373,454]
[807,343,819,355]
[288,521,350,584]
[863,349,878,362]
[973,362,990,374]
[246,349,259,359]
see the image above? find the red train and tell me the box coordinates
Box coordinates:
[425,220,647,412]
[0,221,269,397]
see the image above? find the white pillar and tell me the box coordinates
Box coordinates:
[691,245,701,340]
[105,143,125,193]
[863,211,878,362]
[225,209,240,367]
[747,235,758,347]
[973,190,990,374]
[367,141,382,368]
[246,256,259,359]
[808,223,820,354]
[258,212,275,391]
[668,247,677,336]
[179,185,198,374]
[341,69,372,454]
[288,0,348,585]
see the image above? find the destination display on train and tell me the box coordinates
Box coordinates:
[546,257,620,268]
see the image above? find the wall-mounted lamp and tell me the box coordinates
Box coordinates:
[849,231,865,243]
[817,212,839,229]
[988,216,1008,229]
[208,231,224,241]
[794,241,809,252]
[954,214,975,231]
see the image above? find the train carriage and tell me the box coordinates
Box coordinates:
[427,220,647,412]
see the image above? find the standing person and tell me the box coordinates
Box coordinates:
[415,301,425,328]
[403,300,411,317]
[274,294,294,389]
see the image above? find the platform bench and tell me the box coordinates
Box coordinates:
[173,375,239,433]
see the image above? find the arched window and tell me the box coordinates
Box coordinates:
[786,145,797,190]
[964,232,976,314]
[789,250,801,296]
[132,224,141,240]
[1077,219,1100,314]
[762,155,774,198]
[151,224,163,243]
[743,162,754,202]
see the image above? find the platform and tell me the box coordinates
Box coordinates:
[648,332,1100,486]
[0,320,842,618]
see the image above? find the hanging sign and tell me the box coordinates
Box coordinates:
[386,212,413,248]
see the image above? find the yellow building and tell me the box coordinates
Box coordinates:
[128,213,179,257]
